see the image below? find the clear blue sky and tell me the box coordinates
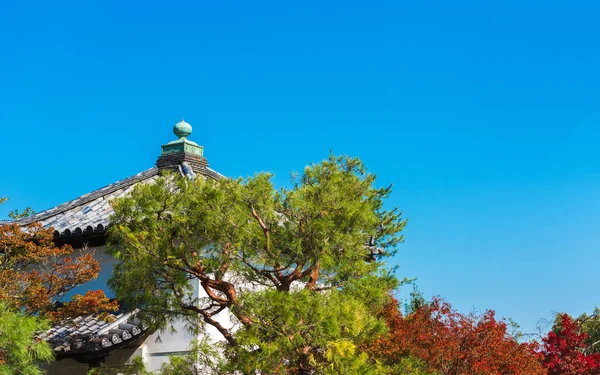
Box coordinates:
[1,0,599,335]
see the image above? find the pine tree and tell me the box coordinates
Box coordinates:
[0,302,54,375]
[107,154,406,373]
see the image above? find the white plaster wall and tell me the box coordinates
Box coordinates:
[138,275,237,372]
[141,277,201,372]
[68,246,237,373]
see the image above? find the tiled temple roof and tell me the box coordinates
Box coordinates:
[10,168,161,241]
[41,309,149,358]
[2,120,224,243]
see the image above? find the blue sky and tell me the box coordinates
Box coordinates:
[1,0,599,335]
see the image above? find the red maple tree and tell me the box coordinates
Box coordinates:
[369,296,546,375]
[542,313,600,375]
[0,220,117,322]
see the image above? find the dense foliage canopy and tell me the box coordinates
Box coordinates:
[369,296,546,375]
[3,156,598,375]
[0,302,54,375]
[108,155,406,373]
[542,313,600,375]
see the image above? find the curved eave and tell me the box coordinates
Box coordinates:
[3,164,226,248]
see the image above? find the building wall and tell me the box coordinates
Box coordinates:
[140,274,202,372]
[55,245,232,373]
[62,245,119,301]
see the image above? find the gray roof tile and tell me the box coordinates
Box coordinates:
[4,168,160,239]
[45,310,148,355]
[3,163,224,241]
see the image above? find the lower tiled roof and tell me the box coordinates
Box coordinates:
[42,309,149,356]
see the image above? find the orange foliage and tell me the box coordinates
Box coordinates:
[369,297,546,375]
[0,221,114,322]
[50,290,118,323]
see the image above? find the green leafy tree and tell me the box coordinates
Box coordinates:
[107,154,406,374]
[0,302,54,375]
[223,289,390,374]
[403,284,427,315]
[580,308,600,355]
[87,357,149,375]
[390,357,437,375]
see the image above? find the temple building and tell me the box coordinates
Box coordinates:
[16,120,224,374]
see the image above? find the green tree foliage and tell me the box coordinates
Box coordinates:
[89,338,433,375]
[389,357,437,375]
[107,154,406,373]
[580,308,600,355]
[88,339,223,375]
[224,289,389,374]
[403,285,427,315]
[87,357,149,375]
[0,302,54,375]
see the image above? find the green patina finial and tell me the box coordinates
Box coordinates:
[174,119,192,139]
[160,119,204,157]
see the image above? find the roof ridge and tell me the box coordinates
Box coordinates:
[17,168,159,224]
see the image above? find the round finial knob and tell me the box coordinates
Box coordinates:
[173,119,192,139]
